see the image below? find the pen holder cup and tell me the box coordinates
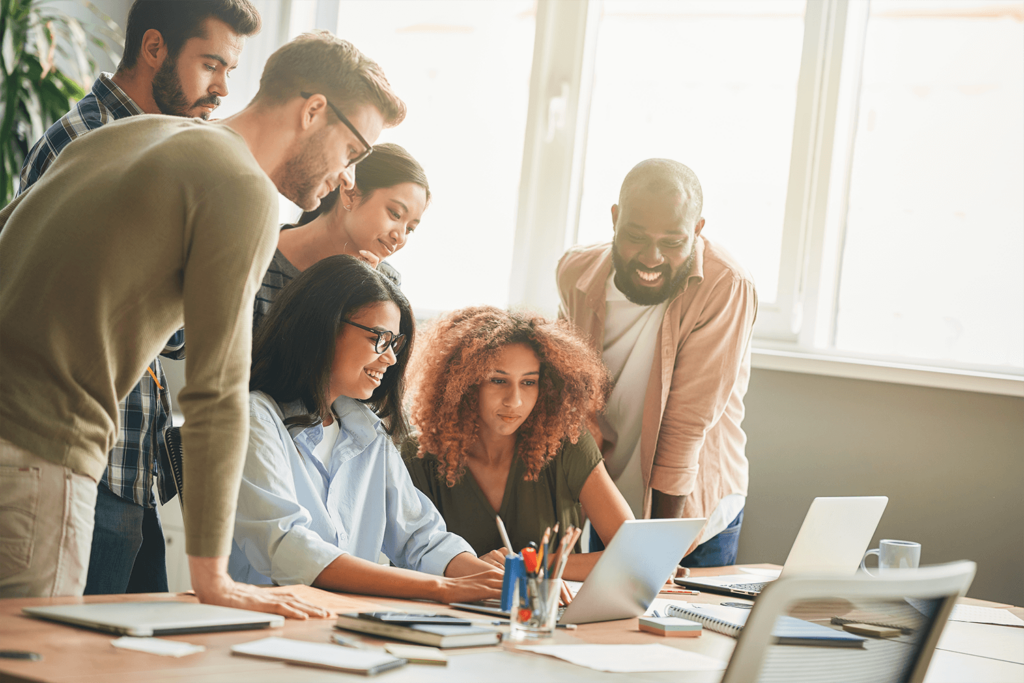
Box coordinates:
[509,577,560,640]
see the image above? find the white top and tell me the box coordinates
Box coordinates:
[312,419,339,469]
[602,272,668,517]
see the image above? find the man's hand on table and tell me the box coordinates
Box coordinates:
[189,555,329,619]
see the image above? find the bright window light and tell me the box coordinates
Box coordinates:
[332,0,538,315]
[575,0,807,303]
[834,0,1024,370]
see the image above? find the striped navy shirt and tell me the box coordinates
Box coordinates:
[18,73,183,507]
[253,241,401,337]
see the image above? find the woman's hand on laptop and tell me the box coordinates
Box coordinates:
[558,580,573,607]
[188,556,329,619]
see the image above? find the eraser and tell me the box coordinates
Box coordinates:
[638,616,702,637]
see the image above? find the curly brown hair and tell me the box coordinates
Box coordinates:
[407,306,610,487]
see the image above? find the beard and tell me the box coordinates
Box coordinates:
[611,241,696,306]
[277,128,333,211]
[152,56,220,119]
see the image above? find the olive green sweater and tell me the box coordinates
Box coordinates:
[0,115,279,558]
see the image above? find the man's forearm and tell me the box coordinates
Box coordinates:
[651,489,686,519]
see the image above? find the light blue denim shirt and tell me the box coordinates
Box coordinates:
[229,391,474,586]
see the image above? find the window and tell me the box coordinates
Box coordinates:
[230,0,1022,391]
[330,1,538,315]
[576,0,807,304]
[833,0,1024,370]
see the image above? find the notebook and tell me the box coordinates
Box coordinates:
[334,613,500,648]
[666,603,866,648]
[451,518,706,625]
[675,496,888,598]
[231,637,407,675]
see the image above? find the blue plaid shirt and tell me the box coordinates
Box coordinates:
[18,73,183,506]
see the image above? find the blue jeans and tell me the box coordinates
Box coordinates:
[84,482,168,595]
[589,508,744,568]
[679,509,744,568]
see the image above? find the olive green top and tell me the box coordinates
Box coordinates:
[401,432,603,556]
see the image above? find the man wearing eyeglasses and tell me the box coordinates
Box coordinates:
[15,0,262,602]
[0,31,403,619]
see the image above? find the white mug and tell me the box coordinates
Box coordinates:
[861,539,921,576]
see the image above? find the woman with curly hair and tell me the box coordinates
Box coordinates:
[402,306,634,581]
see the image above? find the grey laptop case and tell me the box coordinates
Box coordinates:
[23,601,285,636]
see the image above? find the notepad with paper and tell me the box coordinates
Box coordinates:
[666,603,866,648]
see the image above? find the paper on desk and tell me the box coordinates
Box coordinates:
[950,605,1024,627]
[737,567,782,579]
[111,637,205,658]
[563,580,583,597]
[519,644,726,673]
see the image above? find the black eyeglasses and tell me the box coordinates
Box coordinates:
[343,319,406,355]
[300,91,373,168]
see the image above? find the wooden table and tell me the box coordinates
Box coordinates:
[1,565,1020,683]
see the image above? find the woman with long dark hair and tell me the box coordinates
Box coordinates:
[253,142,430,332]
[230,256,502,603]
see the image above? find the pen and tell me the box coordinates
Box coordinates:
[495,515,515,556]
[661,588,701,595]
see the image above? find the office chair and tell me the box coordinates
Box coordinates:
[722,561,976,683]
[162,426,185,511]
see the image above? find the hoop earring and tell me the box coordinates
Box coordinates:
[341,201,353,212]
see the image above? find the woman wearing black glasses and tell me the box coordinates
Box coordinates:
[229,255,503,603]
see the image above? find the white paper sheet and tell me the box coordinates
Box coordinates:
[950,605,1024,628]
[519,643,727,673]
[111,637,205,658]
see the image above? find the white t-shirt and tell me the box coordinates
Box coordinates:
[601,272,744,539]
[602,273,668,518]
[311,419,340,469]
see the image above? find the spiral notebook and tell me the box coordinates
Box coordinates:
[665,603,866,648]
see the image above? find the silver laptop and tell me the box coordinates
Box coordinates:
[452,517,706,625]
[675,496,889,598]
[23,601,285,636]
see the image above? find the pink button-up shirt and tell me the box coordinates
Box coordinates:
[557,236,757,550]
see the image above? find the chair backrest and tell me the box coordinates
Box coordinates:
[722,561,976,683]
[162,426,185,511]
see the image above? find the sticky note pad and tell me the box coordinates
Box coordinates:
[638,616,702,637]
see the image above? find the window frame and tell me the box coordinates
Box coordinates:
[505,0,1022,396]
[299,0,1022,396]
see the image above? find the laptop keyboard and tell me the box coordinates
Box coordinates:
[725,582,767,593]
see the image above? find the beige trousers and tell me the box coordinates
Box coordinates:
[0,437,98,597]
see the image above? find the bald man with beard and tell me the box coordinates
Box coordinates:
[557,158,758,568]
